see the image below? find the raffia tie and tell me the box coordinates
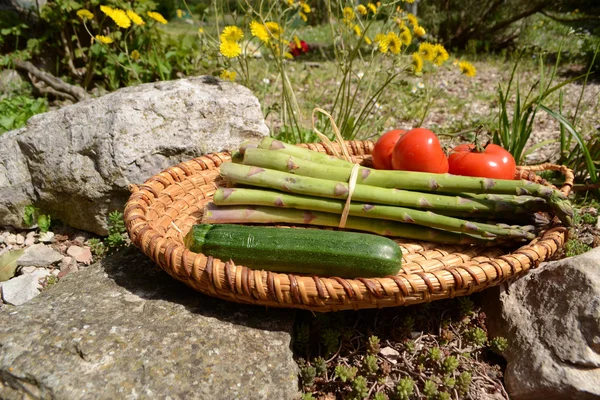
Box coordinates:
[311,107,360,229]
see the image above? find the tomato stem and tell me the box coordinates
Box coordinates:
[472,125,488,153]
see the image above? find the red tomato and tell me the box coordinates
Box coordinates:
[371,129,406,169]
[448,144,516,180]
[391,128,449,173]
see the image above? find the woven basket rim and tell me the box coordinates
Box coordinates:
[124,140,573,312]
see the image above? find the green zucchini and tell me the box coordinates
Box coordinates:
[184,224,403,278]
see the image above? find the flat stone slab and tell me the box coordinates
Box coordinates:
[0,247,299,400]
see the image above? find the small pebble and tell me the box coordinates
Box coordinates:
[38,231,55,243]
[66,246,93,265]
[20,266,38,275]
[6,234,17,245]
[15,234,25,246]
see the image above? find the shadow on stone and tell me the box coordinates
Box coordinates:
[102,245,295,332]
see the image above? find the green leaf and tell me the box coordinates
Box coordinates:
[23,205,37,226]
[540,105,598,183]
[38,214,51,233]
[0,249,24,282]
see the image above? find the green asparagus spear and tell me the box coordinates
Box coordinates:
[202,203,499,245]
[220,162,540,216]
[241,147,573,226]
[213,187,536,240]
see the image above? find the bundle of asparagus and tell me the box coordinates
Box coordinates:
[201,137,573,245]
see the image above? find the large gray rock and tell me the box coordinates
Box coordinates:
[483,247,600,400]
[0,247,299,400]
[0,77,269,234]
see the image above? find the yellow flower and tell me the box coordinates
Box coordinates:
[284,52,294,59]
[418,42,435,61]
[367,3,377,14]
[95,35,113,44]
[198,27,204,34]
[404,0,416,3]
[365,35,372,45]
[299,12,307,22]
[353,24,361,37]
[293,35,301,48]
[396,18,405,29]
[378,35,390,53]
[126,10,144,26]
[357,4,367,15]
[411,52,423,73]
[459,60,477,77]
[77,9,94,20]
[220,26,244,42]
[343,6,355,24]
[265,22,283,38]
[399,27,412,46]
[414,25,426,37]
[250,21,270,43]
[432,43,449,66]
[407,13,418,27]
[286,0,294,5]
[374,33,385,43]
[301,2,311,13]
[220,69,236,81]
[147,11,167,24]
[101,6,131,29]
[130,49,140,60]
[386,32,401,54]
[176,9,183,18]
[220,40,242,58]
[99,5,113,14]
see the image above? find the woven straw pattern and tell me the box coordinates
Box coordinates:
[124,141,572,312]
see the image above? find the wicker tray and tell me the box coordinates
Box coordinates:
[124,140,573,312]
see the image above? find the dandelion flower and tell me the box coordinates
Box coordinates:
[220,40,242,58]
[411,52,423,73]
[365,35,372,45]
[99,5,114,15]
[378,35,390,53]
[265,22,283,38]
[399,27,412,46]
[284,52,294,59]
[343,6,355,24]
[353,24,361,37]
[286,0,294,5]
[101,6,131,29]
[404,0,416,3]
[459,60,477,77]
[407,13,418,27]
[126,10,145,26]
[220,69,236,81]
[374,33,386,43]
[396,18,405,29]
[367,3,377,14]
[147,11,167,24]
[95,35,113,44]
[301,2,311,13]
[77,9,94,20]
[432,43,449,66]
[250,21,270,43]
[220,26,244,42]
[414,25,426,37]
[357,4,367,15]
[418,42,436,61]
[198,27,204,34]
[130,49,140,60]
[387,32,401,54]
[176,9,183,18]
[299,12,308,22]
